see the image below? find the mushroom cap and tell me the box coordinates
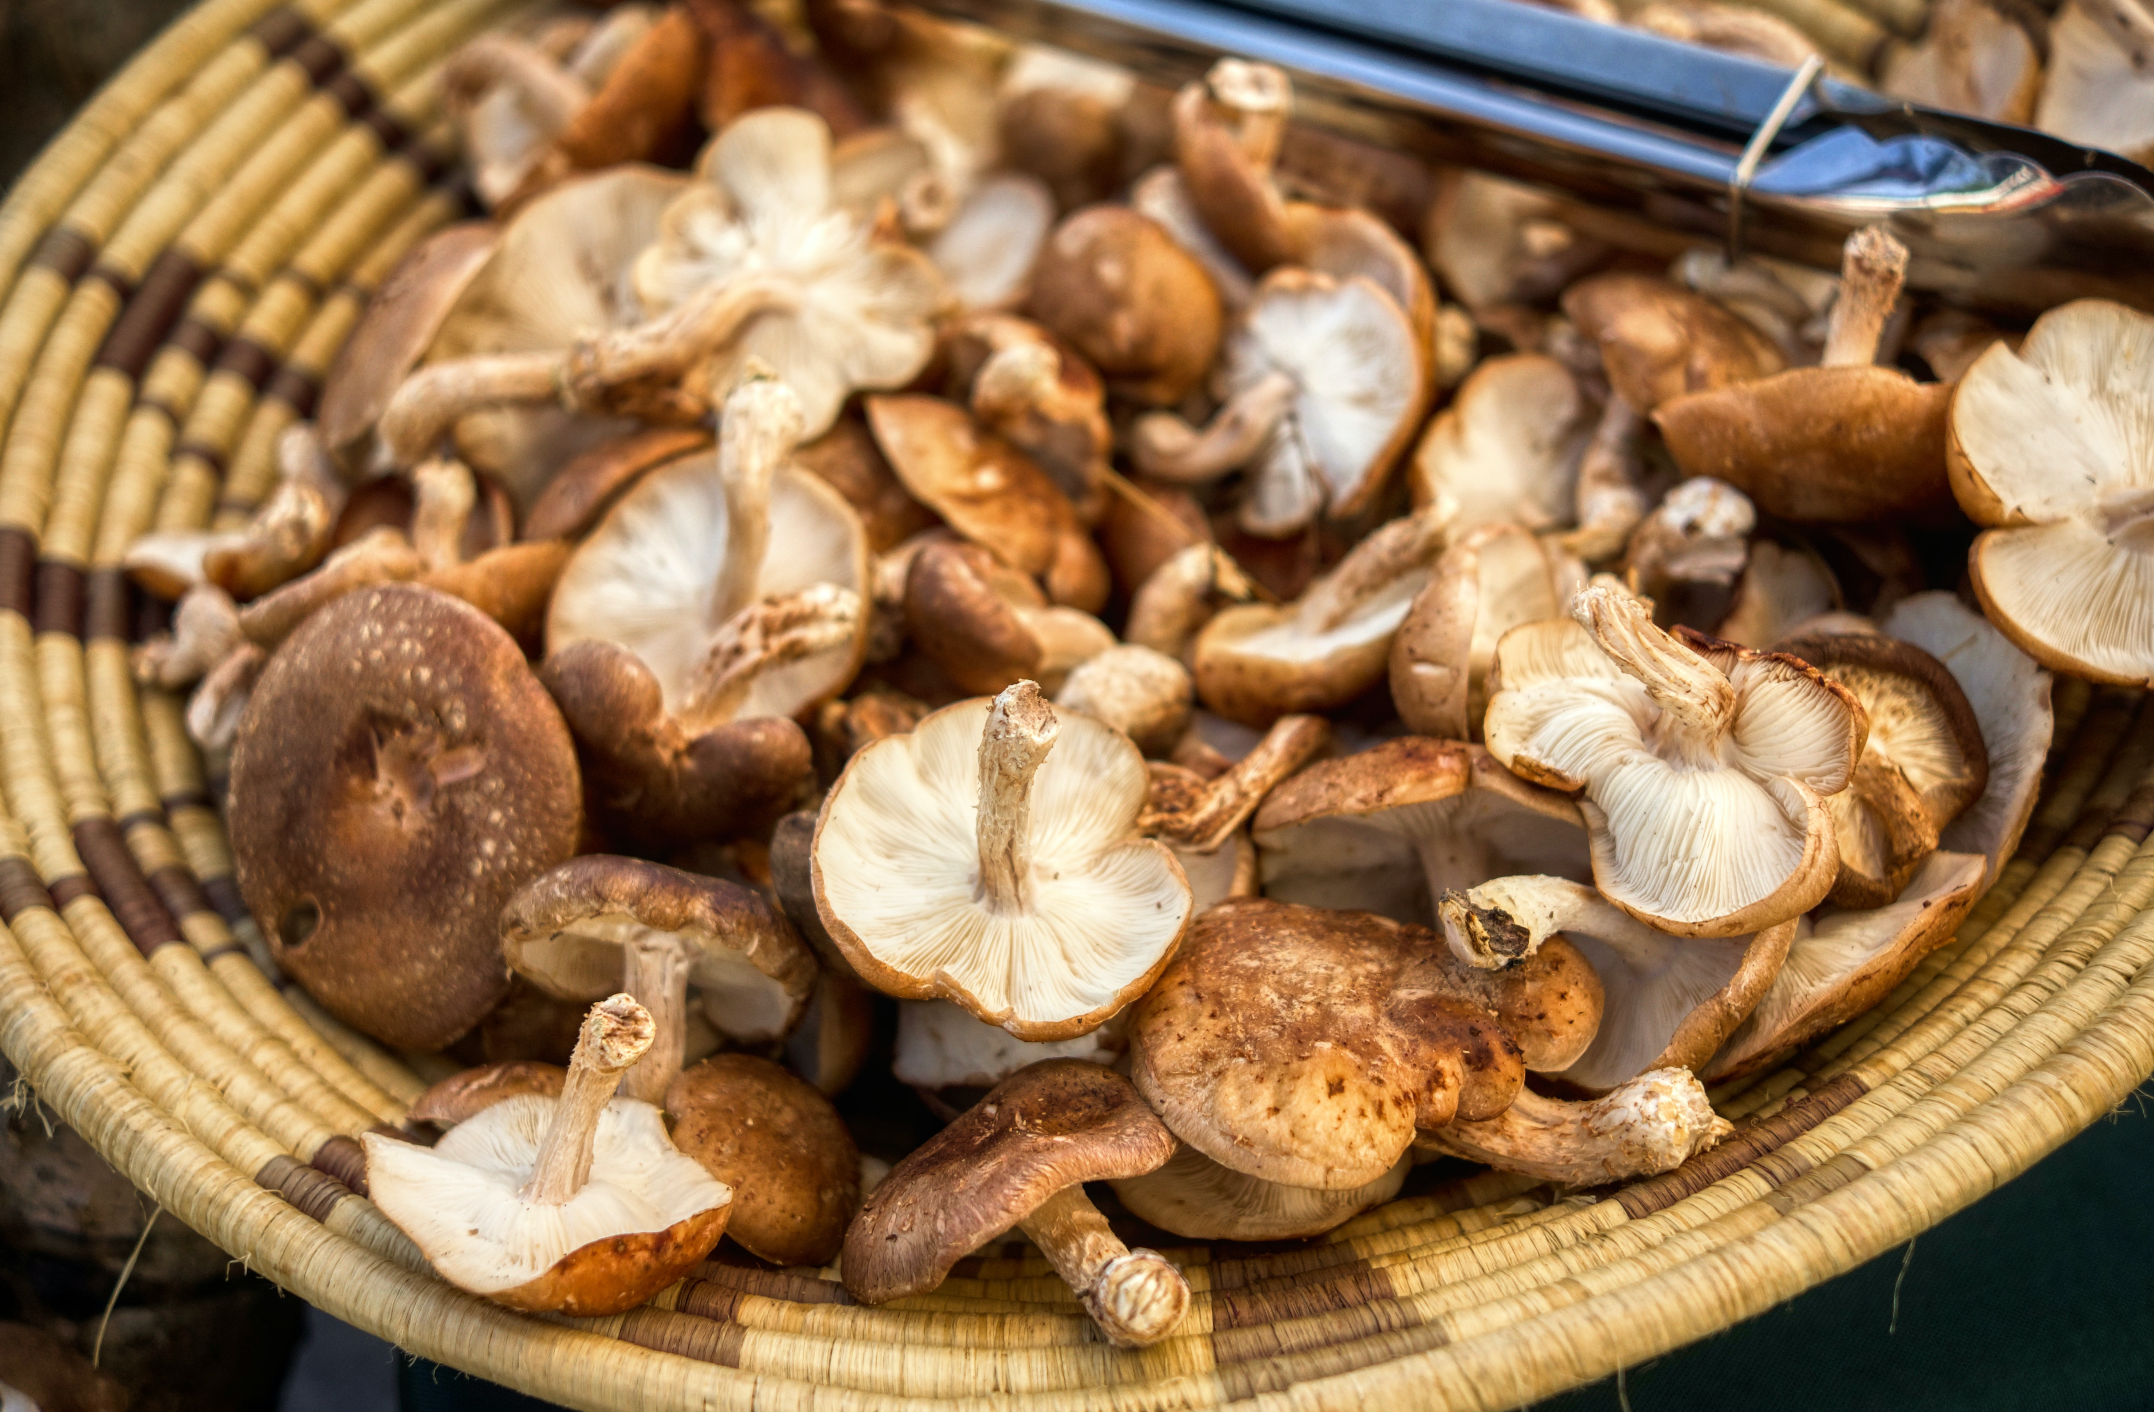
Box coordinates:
[501,855,817,1044]
[1253,738,1588,926]
[1714,539,1841,649]
[523,425,713,542]
[362,1095,731,1314]
[1880,0,2042,124]
[2034,0,2154,166]
[1881,592,2053,883]
[1409,354,1592,533]
[632,107,947,439]
[928,172,1057,311]
[813,695,1192,1039]
[1655,367,1954,522]
[1704,849,1987,1082]
[1130,898,1527,1189]
[1391,523,1567,739]
[545,447,871,720]
[1055,643,1193,757]
[665,1053,860,1267]
[1776,629,1989,909]
[792,413,941,554]
[841,1060,1176,1303]
[1483,590,1864,937]
[892,998,1125,1090]
[1110,1146,1409,1242]
[407,1059,568,1128]
[319,222,499,465]
[1947,299,2154,683]
[1560,273,1785,412]
[1026,204,1223,405]
[901,539,1113,696]
[538,639,813,846]
[229,584,580,1051]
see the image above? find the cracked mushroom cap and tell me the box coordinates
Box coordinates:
[1704,848,1987,1082]
[1194,503,1450,727]
[363,996,732,1315]
[1484,584,1865,937]
[2034,0,2154,166]
[1948,299,2154,683]
[1390,523,1570,739]
[229,584,580,1051]
[1408,353,1593,533]
[1253,738,1589,928]
[1560,274,1785,412]
[631,107,947,440]
[1775,628,1988,909]
[1026,203,1223,405]
[665,1053,860,1267]
[841,1059,1176,1300]
[1110,1146,1410,1242]
[1438,875,1794,1093]
[901,539,1114,696]
[502,855,817,1049]
[1130,898,1528,1189]
[813,683,1193,1040]
[1881,592,2053,882]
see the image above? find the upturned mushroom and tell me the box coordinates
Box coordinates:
[501,856,818,1103]
[1408,354,1594,535]
[1774,628,1989,908]
[842,1060,1189,1347]
[1109,1146,1410,1242]
[1253,739,1590,925]
[926,173,1058,313]
[1946,298,2154,683]
[1194,501,1453,726]
[1390,523,1574,739]
[814,681,1193,1039]
[1026,204,1222,406]
[902,540,1113,695]
[1483,583,1865,936]
[1414,1068,1731,1186]
[1138,711,1329,910]
[228,584,581,1050]
[1656,226,1955,522]
[665,1054,860,1267]
[362,995,733,1315]
[1123,541,1261,666]
[1436,875,1793,1092]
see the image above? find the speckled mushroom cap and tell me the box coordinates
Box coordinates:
[229,583,581,1052]
[841,1060,1175,1303]
[1129,898,1528,1189]
[665,1054,860,1268]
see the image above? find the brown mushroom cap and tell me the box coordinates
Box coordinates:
[1026,204,1223,405]
[1390,523,1567,739]
[841,1059,1176,1302]
[1110,1146,1410,1242]
[1130,898,1528,1189]
[901,540,1114,696]
[407,1059,568,1128]
[229,584,579,1050]
[1560,273,1785,412]
[665,1053,860,1267]
[522,425,713,542]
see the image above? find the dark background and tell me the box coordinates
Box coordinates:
[4,7,2151,1409]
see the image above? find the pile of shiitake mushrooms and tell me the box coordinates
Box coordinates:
[125,0,2147,1349]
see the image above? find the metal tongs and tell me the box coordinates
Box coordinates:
[919,0,2154,310]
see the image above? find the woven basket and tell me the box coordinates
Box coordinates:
[2,1,2151,1406]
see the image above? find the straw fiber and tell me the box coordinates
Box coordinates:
[0,5,2148,1408]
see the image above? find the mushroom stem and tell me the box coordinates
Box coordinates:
[522,995,656,1204]
[1302,502,1452,633]
[970,341,1060,425]
[975,681,1060,913]
[712,375,806,621]
[1017,1184,1190,1348]
[569,272,801,401]
[1205,58,1291,169]
[410,458,477,571]
[1571,583,1734,744]
[1129,371,1298,483]
[1557,394,1649,564]
[1416,1067,1732,1185]
[1139,713,1331,851]
[679,583,864,731]
[378,353,563,466]
[1436,874,1588,968]
[440,32,591,131]
[618,935,693,1105]
[1819,225,1909,368]
[135,585,242,689]
[1125,543,1259,663]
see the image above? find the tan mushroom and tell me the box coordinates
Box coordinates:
[2035,0,2154,165]
[1054,643,1193,756]
[1881,0,2042,123]
[1139,712,1329,912]
[1632,0,1820,66]
[1124,541,1261,666]
[1423,169,1608,314]
[1109,1146,1410,1242]
[1561,273,1785,414]
[1409,354,1594,534]
[942,313,1111,519]
[892,999,1127,1092]
[1026,204,1222,406]
[927,172,1057,312]
[902,540,1114,695]
[665,1053,860,1267]
[1391,523,1573,739]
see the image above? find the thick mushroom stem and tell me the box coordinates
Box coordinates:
[975,681,1061,913]
[522,995,656,1204]
[1437,875,1580,968]
[379,353,563,466]
[1819,225,1908,369]
[1558,394,1649,563]
[618,935,694,1105]
[1571,583,1734,743]
[440,32,590,130]
[1125,544,1260,663]
[712,376,806,621]
[1016,1185,1191,1348]
[679,583,864,730]
[1206,58,1291,168]
[136,585,242,688]
[410,458,477,571]
[566,273,801,403]
[1139,714,1331,850]
[1303,502,1453,633]
[1129,371,1299,483]
[1416,1067,1731,1185]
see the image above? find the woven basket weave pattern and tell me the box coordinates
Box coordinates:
[0,2,2150,1406]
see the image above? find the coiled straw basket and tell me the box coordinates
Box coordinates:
[1,1,2151,1405]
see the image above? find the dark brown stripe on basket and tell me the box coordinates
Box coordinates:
[1615,1071,1870,1219]
[146,863,215,929]
[83,264,134,304]
[1209,1260,1399,1330]
[71,817,182,957]
[0,857,55,922]
[28,227,97,284]
[1211,1290,1427,1367]
[672,1280,749,1323]
[289,32,348,87]
[250,6,315,58]
[172,440,228,477]
[213,337,279,393]
[134,589,172,644]
[85,569,130,642]
[137,396,183,428]
[614,1309,746,1368]
[168,315,224,367]
[265,364,322,418]
[324,70,379,124]
[34,560,84,638]
[95,249,203,379]
[256,1153,352,1223]
[0,528,33,617]
[687,1261,854,1304]
[200,873,253,932]
[162,788,211,813]
[49,874,96,911]
[311,1133,375,1197]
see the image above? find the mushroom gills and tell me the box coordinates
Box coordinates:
[1111,1146,1409,1241]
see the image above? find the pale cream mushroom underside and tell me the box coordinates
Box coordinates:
[1484,586,1860,936]
[892,999,1125,1089]
[632,107,947,441]
[1950,298,2154,683]
[1410,353,1592,533]
[814,688,1193,1039]
[506,913,807,1049]
[546,379,869,723]
[928,173,1056,311]
[1110,1147,1410,1242]
[2035,0,2154,166]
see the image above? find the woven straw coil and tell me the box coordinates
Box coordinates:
[0,2,2150,1407]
